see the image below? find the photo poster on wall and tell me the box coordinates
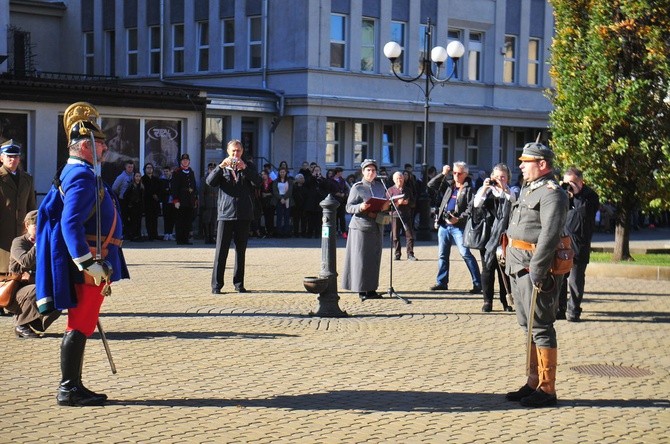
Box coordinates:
[144,120,182,173]
[0,112,28,170]
[101,118,141,186]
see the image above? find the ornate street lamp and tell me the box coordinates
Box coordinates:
[383,18,464,240]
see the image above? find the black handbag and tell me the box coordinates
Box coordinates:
[463,208,490,250]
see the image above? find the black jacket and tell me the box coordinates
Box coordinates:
[206,161,260,221]
[427,173,474,229]
[565,184,600,263]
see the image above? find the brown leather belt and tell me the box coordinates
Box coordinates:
[86,235,123,247]
[509,238,536,251]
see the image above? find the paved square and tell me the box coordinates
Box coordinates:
[1,237,668,443]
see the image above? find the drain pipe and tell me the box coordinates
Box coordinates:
[262,0,269,89]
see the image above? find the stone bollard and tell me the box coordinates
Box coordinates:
[303,194,348,317]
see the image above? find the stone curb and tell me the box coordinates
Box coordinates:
[586,262,670,281]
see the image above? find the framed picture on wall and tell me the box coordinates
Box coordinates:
[145,120,182,172]
[101,118,141,186]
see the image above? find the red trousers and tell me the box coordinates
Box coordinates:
[66,283,105,337]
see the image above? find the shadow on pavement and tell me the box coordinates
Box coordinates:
[89,331,298,340]
[107,390,670,411]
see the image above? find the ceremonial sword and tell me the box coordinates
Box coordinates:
[90,132,117,375]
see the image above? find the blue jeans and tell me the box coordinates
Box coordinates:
[436,224,482,287]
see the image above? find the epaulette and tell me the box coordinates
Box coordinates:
[546,182,559,190]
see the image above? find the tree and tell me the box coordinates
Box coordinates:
[549,0,670,260]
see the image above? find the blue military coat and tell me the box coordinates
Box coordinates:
[36,158,129,312]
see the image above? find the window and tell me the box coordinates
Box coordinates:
[442,126,451,164]
[361,18,375,72]
[353,122,370,164]
[528,38,540,85]
[205,117,225,151]
[447,30,462,80]
[325,121,342,164]
[222,19,235,70]
[249,16,262,69]
[415,124,424,167]
[84,32,94,75]
[382,124,399,165]
[503,35,516,83]
[127,28,138,76]
[330,14,347,68]
[468,32,482,82]
[149,26,161,75]
[467,129,479,165]
[173,24,184,73]
[390,21,406,74]
[104,30,115,76]
[197,21,209,72]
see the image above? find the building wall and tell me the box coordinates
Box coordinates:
[4,0,555,180]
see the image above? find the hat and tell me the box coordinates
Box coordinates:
[180,153,190,161]
[518,142,554,161]
[361,158,377,170]
[0,139,21,156]
[63,102,106,145]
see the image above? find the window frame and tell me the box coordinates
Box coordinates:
[381,123,400,166]
[149,26,161,75]
[467,31,483,82]
[527,38,541,86]
[222,18,235,71]
[466,129,479,166]
[84,32,94,75]
[503,35,517,84]
[172,23,185,74]
[127,27,138,76]
[390,21,407,74]
[325,120,343,165]
[353,122,371,164]
[196,21,209,72]
[330,13,347,69]
[104,30,115,76]
[447,29,462,80]
[248,15,262,70]
[360,17,376,73]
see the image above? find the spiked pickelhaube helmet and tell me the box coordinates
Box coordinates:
[62,102,106,145]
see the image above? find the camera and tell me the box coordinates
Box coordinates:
[561,182,571,191]
[489,179,498,186]
[230,158,238,169]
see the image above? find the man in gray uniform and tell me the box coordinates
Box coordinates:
[504,141,568,408]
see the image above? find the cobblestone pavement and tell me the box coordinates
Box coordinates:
[1,237,668,443]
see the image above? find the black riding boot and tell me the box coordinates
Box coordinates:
[56,330,106,406]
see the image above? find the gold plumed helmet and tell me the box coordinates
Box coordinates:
[63,101,106,145]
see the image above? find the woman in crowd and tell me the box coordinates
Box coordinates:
[141,162,162,241]
[259,170,275,237]
[341,159,390,301]
[6,210,60,338]
[123,171,145,241]
[473,163,516,312]
[272,167,294,237]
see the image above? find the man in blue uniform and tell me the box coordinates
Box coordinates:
[36,102,129,407]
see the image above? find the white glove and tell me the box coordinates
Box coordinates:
[174,202,181,209]
[84,262,106,286]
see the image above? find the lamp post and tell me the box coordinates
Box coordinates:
[383,18,464,241]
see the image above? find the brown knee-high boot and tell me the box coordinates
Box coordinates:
[505,342,539,401]
[520,347,557,407]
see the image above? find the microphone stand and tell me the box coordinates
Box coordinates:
[378,177,411,304]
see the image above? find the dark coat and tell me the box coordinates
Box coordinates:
[171,167,198,208]
[427,173,474,229]
[206,161,260,221]
[565,184,599,263]
[0,166,36,273]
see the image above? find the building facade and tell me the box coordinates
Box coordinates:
[1,0,553,192]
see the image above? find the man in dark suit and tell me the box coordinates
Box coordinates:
[206,139,260,293]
